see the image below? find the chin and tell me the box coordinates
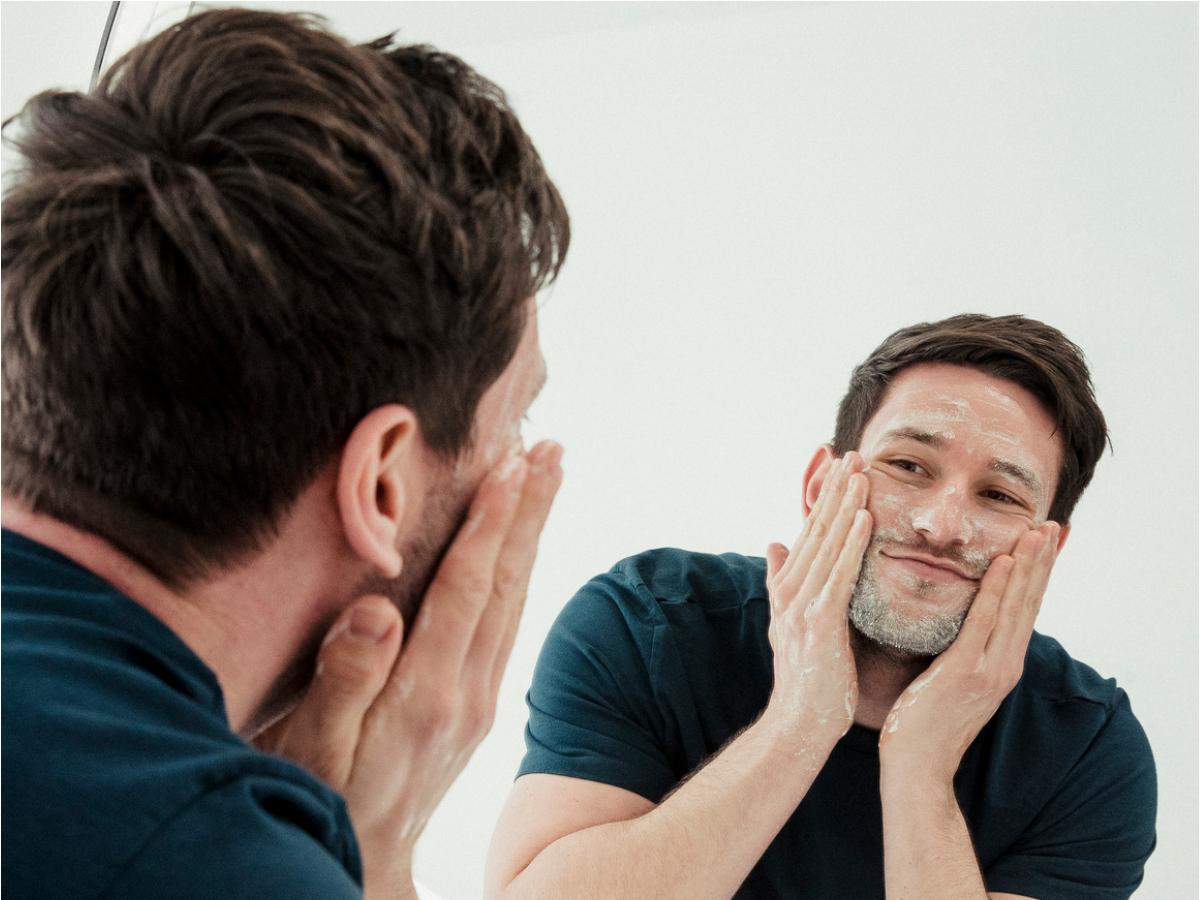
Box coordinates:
[849,580,969,658]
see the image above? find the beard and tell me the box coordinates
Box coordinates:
[352,471,474,631]
[246,467,473,737]
[848,526,990,658]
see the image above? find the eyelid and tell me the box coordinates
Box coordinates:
[886,457,929,476]
[984,487,1032,509]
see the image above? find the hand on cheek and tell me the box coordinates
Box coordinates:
[878,520,1061,784]
[256,440,565,899]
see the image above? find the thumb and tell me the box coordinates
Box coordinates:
[268,595,403,789]
[765,542,789,583]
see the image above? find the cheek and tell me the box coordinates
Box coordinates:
[967,514,1028,558]
[864,481,911,532]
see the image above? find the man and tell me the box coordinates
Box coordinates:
[487,315,1156,899]
[2,9,568,899]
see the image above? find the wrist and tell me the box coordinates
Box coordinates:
[361,843,416,900]
[755,704,844,761]
[879,759,956,803]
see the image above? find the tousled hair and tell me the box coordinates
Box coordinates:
[832,314,1108,523]
[2,9,569,586]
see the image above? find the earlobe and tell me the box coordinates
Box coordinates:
[337,405,418,578]
[802,444,837,515]
[1056,523,1071,553]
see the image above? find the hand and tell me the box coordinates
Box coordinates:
[877,521,1061,785]
[759,452,873,753]
[256,440,564,900]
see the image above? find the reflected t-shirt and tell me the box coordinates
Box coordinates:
[518,547,1157,899]
[1,529,363,899]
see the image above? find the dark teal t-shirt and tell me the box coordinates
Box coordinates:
[518,548,1157,899]
[1,530,363,899]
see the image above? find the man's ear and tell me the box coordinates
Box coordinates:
[802,444,838,516]
[337,405,420,578]
[1055,523,1071,553]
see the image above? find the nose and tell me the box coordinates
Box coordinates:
[908,484,973,546]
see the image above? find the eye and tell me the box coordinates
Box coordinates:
[983,489,1020,506]
[887,459,928,476]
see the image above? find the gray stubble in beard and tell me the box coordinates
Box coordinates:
[848,530,981,657]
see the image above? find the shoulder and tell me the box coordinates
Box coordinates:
[1013,632,1151,748]
[577,547,767,619]
[1022,632,1124,709]
[993,630,1155,804]
[543,547,766,659]
[978,634,1156,895]
[100,767,362,900]
[1,535,360,898]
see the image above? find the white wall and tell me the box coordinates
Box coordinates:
[4,3,1196,898]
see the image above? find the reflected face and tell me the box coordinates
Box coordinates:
[365,302,548,626]
[848,363,1061,656]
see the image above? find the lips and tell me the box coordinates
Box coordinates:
[879,551,980,582]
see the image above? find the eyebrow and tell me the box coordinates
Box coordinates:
[878,427,1044,499]
[989,459,1044,500]
[879,427,946,448]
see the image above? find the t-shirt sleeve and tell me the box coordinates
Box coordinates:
[101,775,363,899]
[516,574,680,803]
[983,690,1157,900]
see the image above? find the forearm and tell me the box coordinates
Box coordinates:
[880,766,987,900]
[500,717,834,900]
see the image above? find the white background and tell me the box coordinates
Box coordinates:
[3,2,1196,898]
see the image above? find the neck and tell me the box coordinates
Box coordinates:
[3,480,354,736]
[849,626,932,730]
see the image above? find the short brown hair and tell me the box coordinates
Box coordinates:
[2,9,569,586]
[832,314,1108,523]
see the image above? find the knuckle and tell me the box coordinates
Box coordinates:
[492,566,523,599]
[420,689,460,734]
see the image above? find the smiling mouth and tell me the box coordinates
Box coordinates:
[880,551,980,583]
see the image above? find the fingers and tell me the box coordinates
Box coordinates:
[952,554,1014,654]
[269,596,403,789]
[988,522,1059,659]
[823,508,873,615]
[400,452,530,680]
[796,471,870,604]
[765,542,789,588]
[782,453,866,585]
[473,440,565,695]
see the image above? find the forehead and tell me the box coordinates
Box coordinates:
[859,363,1062,485]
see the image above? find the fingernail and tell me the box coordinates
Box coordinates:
[349,604,393,642]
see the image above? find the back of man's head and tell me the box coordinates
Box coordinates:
[2,9,569,588]
[831,313,1109,524]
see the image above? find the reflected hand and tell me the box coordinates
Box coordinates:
[760,452,873,754]
[878,521,1061,784]
[256,440,564,899]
